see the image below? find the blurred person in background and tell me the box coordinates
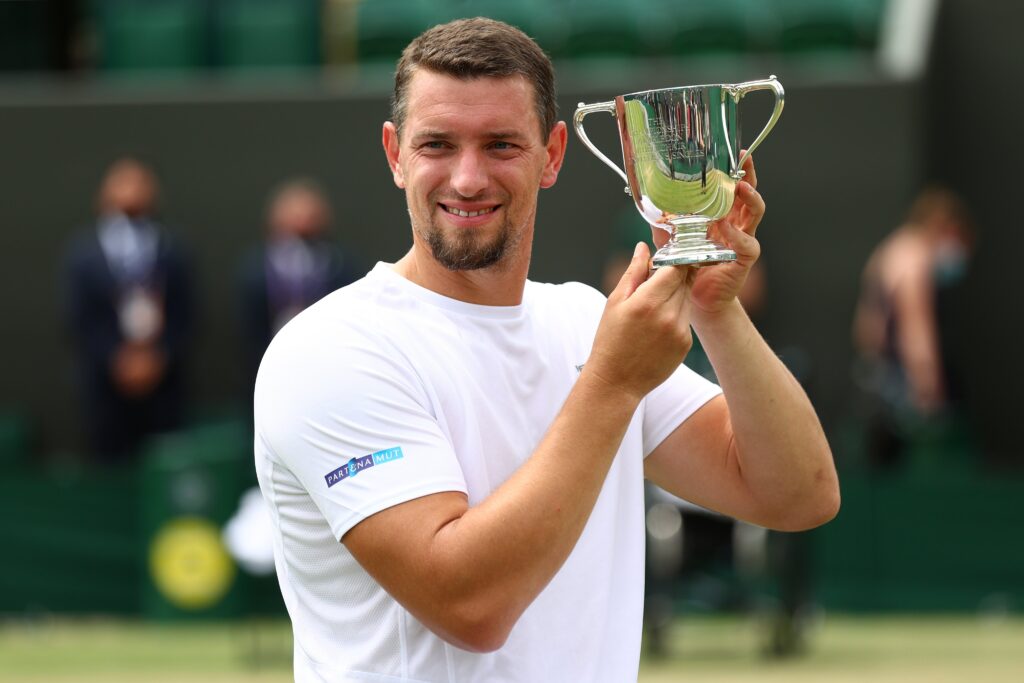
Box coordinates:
[853,187,975,469]
[63,158,194,463]
[238,178,362,388]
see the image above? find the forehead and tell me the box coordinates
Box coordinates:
[403,70,542,138]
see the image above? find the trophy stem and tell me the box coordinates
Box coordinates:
[651,218,737,268]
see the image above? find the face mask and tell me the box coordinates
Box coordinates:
[934,241,968,285]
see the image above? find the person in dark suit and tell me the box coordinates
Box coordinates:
[238,178,362,388]
[63,158,194,463]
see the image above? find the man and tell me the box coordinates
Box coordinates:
[64,158,193,462]
[255,18,839,682]
[238,178,362,388]
[853,187,974,468]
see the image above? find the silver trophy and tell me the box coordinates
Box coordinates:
[574,77,784,267]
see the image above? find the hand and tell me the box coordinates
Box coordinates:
[111,342,167,398]
[652,153,766,318]
[585,242,695,401]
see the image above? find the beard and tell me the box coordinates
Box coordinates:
[418,204,518,271]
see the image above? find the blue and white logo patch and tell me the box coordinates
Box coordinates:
[324,446,404,488]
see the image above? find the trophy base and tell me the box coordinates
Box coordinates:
[652,243,737,268]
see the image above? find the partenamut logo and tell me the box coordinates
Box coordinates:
[324,447,404,488]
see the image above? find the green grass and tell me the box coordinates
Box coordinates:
[1,614,1022,682]
[639,613,1024,683]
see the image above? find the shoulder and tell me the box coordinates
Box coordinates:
[526,280,606,313]
[254,275,434,456]
[880,229,931,288]
[257,274,409,391]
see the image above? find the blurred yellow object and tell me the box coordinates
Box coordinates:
[148,516,236,611]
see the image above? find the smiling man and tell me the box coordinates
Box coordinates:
[254,17,839,683]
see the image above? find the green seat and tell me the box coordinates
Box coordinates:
[654,0,752,57]
[457,0,566,56]
[93,0,209,72]
[557,0,653,59]
[760,0,876,53]
[214,0,321,70]
[355,0,434,63]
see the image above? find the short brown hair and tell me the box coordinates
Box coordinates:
[391,17,557,139]
[907,186,973,233]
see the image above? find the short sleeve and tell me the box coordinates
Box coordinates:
[641,362,723,457]
[255,322,468,540]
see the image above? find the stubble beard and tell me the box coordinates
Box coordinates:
[417,204,519,272]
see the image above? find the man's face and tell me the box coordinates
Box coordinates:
[102,164,157,217]
[270,189,329,240]
[383,70,565,271]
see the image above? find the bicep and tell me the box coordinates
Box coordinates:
[342,491,469,626]
[643,395,758,521]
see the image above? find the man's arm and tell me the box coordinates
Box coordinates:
[892,247,945,414]
[644,303,839,531]
[344,244,694,653]
[644,161,839,531]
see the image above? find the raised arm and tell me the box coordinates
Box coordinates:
[343,246,693,653]
[644,157,839,531]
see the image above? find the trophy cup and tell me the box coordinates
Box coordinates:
[574,77,785,267]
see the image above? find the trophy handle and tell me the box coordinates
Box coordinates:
[573,100,630,189]
[727,75,785,173]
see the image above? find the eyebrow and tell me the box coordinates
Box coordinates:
[410,130,528,143]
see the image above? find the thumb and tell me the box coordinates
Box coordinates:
[613,242,651,300]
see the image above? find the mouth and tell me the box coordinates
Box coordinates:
[440,203,500,218]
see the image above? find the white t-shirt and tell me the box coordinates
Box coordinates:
[254,262,721,683]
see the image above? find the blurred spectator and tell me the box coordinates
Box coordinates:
[238,179,362,388]
[63,158,194,462]
[852,187,975,468]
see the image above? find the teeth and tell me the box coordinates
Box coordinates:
[445,206,495,218]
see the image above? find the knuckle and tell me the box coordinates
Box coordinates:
[657,309,679,331]
[633,299,656,319]
[745,238,761,258]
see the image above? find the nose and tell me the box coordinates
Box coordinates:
[450,149,489,198]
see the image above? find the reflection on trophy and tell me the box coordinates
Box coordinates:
[575,77,785,267]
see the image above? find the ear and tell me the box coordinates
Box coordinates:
[382,121,405,189]
[539,121,568,189]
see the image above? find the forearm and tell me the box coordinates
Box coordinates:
[692,300,837,529]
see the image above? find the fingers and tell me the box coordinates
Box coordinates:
[716,218,761,265]
[612,241,652,300]
[740,149,757,189]
[636,261,692,305]
[735,180,766,236]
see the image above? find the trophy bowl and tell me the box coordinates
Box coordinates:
[575,77,784,267]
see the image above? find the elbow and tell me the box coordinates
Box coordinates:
[444,624,511,654]
[438,608,515,654]
[773,476,841,532]
[800,485,841,530]
[430,594,521,654]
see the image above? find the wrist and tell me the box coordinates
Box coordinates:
[691,298,747,336]
[574,365,645,416]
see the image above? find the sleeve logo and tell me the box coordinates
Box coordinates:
[324,447,404,488]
